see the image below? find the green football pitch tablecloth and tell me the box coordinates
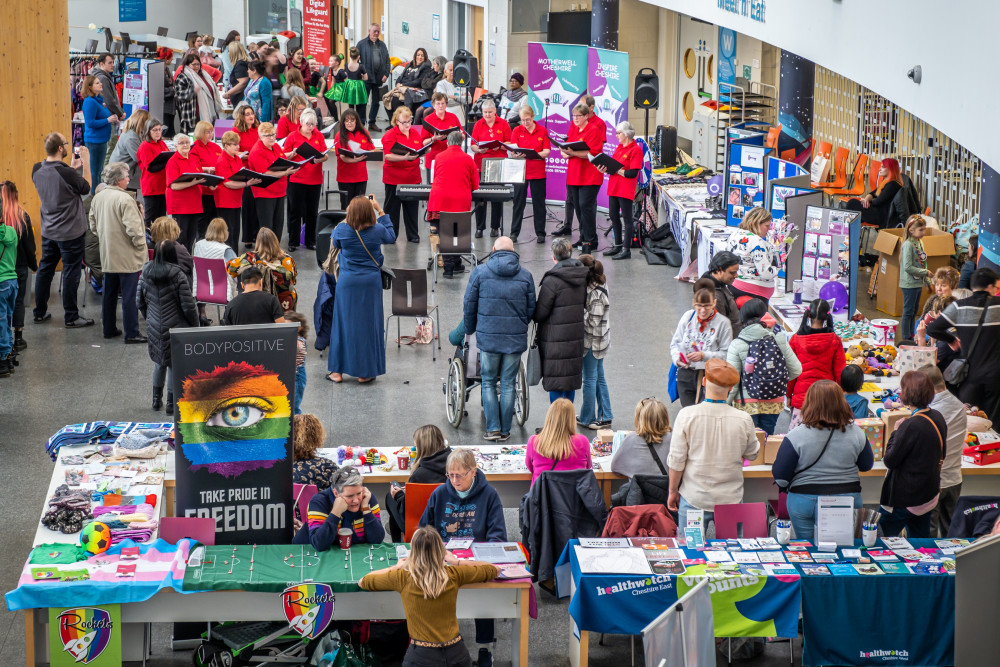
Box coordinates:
[183,543,402,593]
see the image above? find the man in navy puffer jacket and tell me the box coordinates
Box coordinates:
[463,237,535,441]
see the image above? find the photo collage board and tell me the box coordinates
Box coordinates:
[726,134,771,227]
[801,205,861,314]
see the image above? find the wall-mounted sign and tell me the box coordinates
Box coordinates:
[718,0,766,24]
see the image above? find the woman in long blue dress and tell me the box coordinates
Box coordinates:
[326,196,395,383]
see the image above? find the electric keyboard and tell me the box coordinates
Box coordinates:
[395,184,516,203]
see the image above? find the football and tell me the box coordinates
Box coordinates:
[80,521,112,555]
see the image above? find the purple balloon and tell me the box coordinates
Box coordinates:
[819,280,849,312]
[707,175,724,196]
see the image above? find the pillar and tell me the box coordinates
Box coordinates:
[0,0,70,255]
[978,163,1000,272]
[777,50,815,166]
[591,0,619,51]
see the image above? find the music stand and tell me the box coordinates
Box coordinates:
[481,158,526,185]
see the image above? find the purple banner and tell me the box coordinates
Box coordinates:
[588,47,630,208]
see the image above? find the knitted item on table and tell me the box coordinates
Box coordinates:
[93,503,155,522]
[46,421,173,460]
[40,485,94,534]
[102,493,158,508]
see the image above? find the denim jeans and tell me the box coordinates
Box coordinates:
[786,491,863,542]
[900,287,923,342]
[677,496,714,536]
[102,272,140,338]
[0,279,18,357]
[294,364,306,415]
[34,233,86,324]
[879,505,933,538]
[549,390,576,403]
[752,413,779,435]
[480,351,521,435]
[579,349,612,425]
[85,141,108,195]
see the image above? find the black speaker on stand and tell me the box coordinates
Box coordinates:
[633,68,660,242]
[453,49,479,89]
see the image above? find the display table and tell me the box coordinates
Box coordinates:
[651,180,720,280]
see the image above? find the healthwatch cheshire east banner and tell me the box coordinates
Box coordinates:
[563,550,801,638]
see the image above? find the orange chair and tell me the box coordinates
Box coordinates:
[765,124,782,150]
[813,147,849,188]
[809,141,834,183]
[867,159,882,193]
[824,154,869,196]
[404,482,443,542]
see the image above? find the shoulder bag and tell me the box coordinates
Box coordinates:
[645,441,668,476]
[915,411,945,477]
[525,322,542,386]
[354,228,394,290]
[322,225,341,280]
[943,299,990,385]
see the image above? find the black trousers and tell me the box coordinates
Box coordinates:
[385,183,420,242]
[241,187,259,247]
[475,201,503,233]
[563,196,575,230]
[217,206,241,253]
[255,197,285,243]
[384,488,406,542]
[34,233,85,324]
[608,194,634,248]
[845,198,892,227]
[143,194,166,228]
[402,641,473,667]
[14,266,29,329]
[567,184,599,246]
[364,81,382,126]
[198,194,217,239]
[288,182,321,248]
[511,178,547,239]
[174,213,199,252]
[338,181,367,210]
[676,367,704,408]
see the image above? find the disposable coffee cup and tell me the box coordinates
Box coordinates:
[862,527,877,548]
[397,455,410,471]
[338,527,353,549]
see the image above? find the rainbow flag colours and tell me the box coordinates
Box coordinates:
[50,606,120,665]
[177,361,291,478]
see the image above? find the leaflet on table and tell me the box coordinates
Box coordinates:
[578,537,631,548]
[647,559,686,575]
[891,549,933,562]
[737,538,761,550]
[643,549,685,561]
[732,552,760,563]
[756,537,781,549]
[815,496,855,546]
[471,542,526,564]
[705,550,732,562]
[867,550,899,562]
[738,564,767,576]
[683,527,705,549]
[445,538,473,550]
[799,564,831,576]
[573,545,652,575]
[880,562,912,575]
[934,538,971,554]
[628,537,678,549]
[853,563,884,575]
[881,537,913,550]
[762,563,798,576]
[841,548,862,559]
[784,551,813,563]
[758,551,787,563]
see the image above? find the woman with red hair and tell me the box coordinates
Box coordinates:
[845,157,904,227]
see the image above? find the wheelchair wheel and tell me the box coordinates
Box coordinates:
[446,357,466,427]
[514,360,529,426]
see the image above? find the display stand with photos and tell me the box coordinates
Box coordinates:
[726,133,772,227]
[798,205,860,314]
[780,190,825,289]
[765,156,813,223]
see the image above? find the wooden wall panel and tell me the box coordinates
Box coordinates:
[0,0,71,255]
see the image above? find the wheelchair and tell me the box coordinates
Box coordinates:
[443,333,529,428]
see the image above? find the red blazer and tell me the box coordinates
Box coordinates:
[565,118,604,186]
[787,330,847,409]
[190,139,222,196]
[381,126,428,185]
[607,140,643,199]
[165,152,204,215]
[214,151,245,209]
[136,140,169,197]
[334,130,376,183]
[471,117,512,169]
[248,141,288,199]
[423,110,463,171]
[428,145,479,213]
[510,122,551,181]
[284,129,327,185]
[236,126,259,166]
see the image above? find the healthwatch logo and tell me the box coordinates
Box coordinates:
[282,583,335,638]
[860,648,910,661]
[58,607,114,663]
[596,574,673,596]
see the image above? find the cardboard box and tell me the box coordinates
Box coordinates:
[879,409,910,441]
[763,435,783,465]
[873,227,955,316]
[963,441,1000,466]
[855,418,886,461]
[745,429,768,464]
[596,429,614,444]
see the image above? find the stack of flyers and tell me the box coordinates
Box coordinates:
[682,558,706,566]
[812,552,838,562]
[941,559,956,573]
[706,540,729,550]
[881,537,913,550]
[909,562,947,575]
[788,540,813,549]
[733,552,760,563]
[868,550,900,562]
[763,563,799,576]
[758,551,787,563]
[707,562,740,573]
[643,548,685,561]
[853,563,884,575]
[683,527,705,549]
[648,560,686,575]
[893,549,932,562]
[841,548,863,559]
[706,550,733,562]
[880,562,912,575]
[917,547,945,559]
[737,538,761,550]
[934,538,970,555]
[785,551,813,563]
[756,537,781,550]
[829,564,859,576]
[629,537,679,549]
[799,564,832,576]
[739,564,767,576]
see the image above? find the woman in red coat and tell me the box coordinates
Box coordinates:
[233,103,261,248]
[248,121,300,243]
[423,92,463,176]
[190,120,223,238]
[276,95,309,140]
[508,105,551,243]
[165,134,206,251]
[559,103,604,255]
[470,99,511,238]
[215,131,261,252]
[788,299,847,428]
[282,109,330,251]
[135,118,170,228]
[601,121,643,260]
[333,109,377,209]
[381,106,432,243]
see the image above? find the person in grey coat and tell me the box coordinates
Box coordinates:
[356,24,391,127]
[533,238,589,403]
[137,240,199,414]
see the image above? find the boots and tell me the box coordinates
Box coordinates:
[602,244,622,257]
[6,352,17,369]
[611,246,632,260]
[152,386,163,411]
[13,329,25,351]
[0,356,10,378]
[165,392,174,417]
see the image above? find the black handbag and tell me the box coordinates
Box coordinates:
[943,299,989,385]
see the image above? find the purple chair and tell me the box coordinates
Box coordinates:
[714,502,768,539]
[159,517,216,545]
[213,119,235,140]
[293,483,319,523]
[192,257,230,321]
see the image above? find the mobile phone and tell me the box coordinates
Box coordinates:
[367,194,375,201]
[73,146,81,157]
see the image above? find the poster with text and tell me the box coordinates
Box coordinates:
[171,323,298,544]
[587,47,629,209]
[527,43,588,203]
[302,0,332,64]
[122,57,155,118]
[49,605,121,666]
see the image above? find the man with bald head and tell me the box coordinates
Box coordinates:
[464,236,536,440]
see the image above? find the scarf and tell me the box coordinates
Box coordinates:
[697,310,717,332]
[183,67,220,123]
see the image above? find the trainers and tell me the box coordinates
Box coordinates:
[477,647,493,667]
[483,431,502,441]
[65,317,95,328]
[595,419,613,428]
[577,417,599,430]
[497,433,510,442]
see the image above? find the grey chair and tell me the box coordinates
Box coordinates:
[432,211,477,291]
[385,269,441,361]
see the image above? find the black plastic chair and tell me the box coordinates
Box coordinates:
[385,269,441,361]
[314,210,348,270]
[156,27,169,37]
[432,211,477,290]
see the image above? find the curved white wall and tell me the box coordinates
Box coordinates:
[642,0,1000,171]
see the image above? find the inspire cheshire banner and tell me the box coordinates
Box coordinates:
[588,47,630,208]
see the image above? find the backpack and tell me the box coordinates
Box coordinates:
[738,332,789,402]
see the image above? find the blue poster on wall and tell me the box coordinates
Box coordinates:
[119,0,146,22]
[718,28,737,88]
[726,135,770,226]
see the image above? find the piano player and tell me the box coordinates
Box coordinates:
[428,132,479,279]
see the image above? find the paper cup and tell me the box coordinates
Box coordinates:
[338,527,353,549]
[870,319,898,346]
[397,455,410,471]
